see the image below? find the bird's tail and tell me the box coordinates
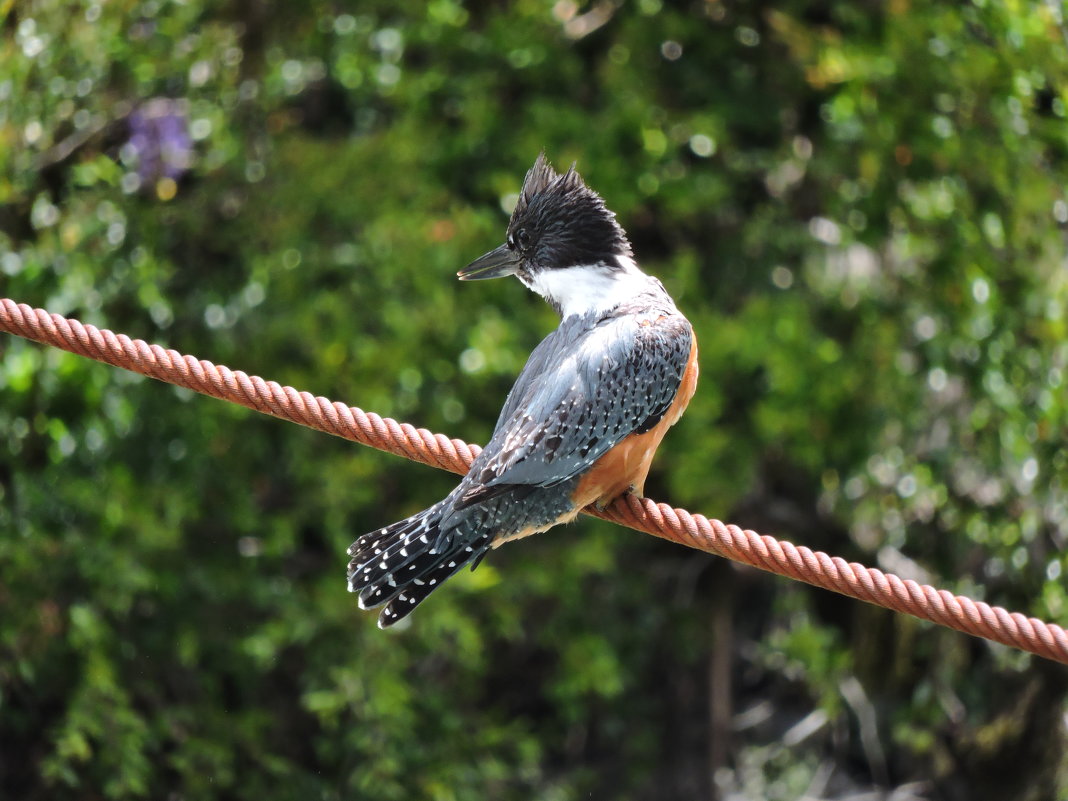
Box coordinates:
[347,501,489,628]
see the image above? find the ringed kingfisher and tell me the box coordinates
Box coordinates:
[348,154,699,627]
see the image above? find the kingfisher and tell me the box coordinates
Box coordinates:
[348,154,699,627]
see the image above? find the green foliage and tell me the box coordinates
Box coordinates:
[2,1,1067,798]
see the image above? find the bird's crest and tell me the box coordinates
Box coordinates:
[512,152,585,223]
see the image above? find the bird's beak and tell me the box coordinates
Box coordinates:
[457,243,520,281]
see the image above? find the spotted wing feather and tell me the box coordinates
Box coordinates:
[459,312,691,503]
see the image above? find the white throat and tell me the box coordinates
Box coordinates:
[524,255,652,318]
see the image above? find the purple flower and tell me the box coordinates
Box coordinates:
[126,98,193,183]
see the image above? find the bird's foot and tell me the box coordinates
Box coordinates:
[594,484,643,511]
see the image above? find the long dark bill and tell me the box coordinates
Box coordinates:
[457,243,520,281]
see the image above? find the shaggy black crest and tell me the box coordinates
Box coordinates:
[507,153,632,270]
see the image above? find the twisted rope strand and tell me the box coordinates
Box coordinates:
[2,298,1066,665]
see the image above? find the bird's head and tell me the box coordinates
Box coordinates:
[459,154,642,317]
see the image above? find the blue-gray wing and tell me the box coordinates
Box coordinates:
[458,313,691,504]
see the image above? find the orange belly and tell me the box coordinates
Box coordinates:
[573,329,699,508]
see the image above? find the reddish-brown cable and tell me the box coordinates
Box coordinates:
[2,298,1066,665]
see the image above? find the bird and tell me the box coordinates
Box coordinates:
[347,153,699,628]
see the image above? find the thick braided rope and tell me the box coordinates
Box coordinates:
[2,298,1066,665]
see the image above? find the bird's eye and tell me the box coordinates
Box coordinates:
[511,228,531,251]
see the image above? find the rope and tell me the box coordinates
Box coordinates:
[2,297,1066,665]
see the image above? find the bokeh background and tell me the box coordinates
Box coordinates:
[2,1,1068,799]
